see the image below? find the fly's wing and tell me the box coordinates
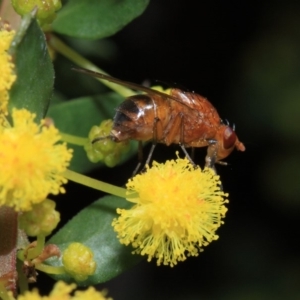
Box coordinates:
[72,67,192,109]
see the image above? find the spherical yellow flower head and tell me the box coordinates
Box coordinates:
[15,288,43,300]
[0,24,16,115]
[112,157,229,267]
[0,109,73,211]
[15,281,112,300]
[19,199,60,236]
[73,287,113,300]
[62,243,97,282]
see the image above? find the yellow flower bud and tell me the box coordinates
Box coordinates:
[18,199,60,236]
[62,243,96,281]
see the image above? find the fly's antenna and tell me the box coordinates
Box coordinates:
[221,118,236,131]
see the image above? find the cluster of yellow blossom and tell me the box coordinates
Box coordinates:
[0,109,73,211]
[113,157,229,267]
[0,22,16,115]
[12,281,112,300]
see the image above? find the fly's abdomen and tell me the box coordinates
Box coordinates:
[111,95,156,142]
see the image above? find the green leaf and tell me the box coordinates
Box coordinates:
[47,93,138,173]
[46,195,142,285]
[52,0,149,39]
[9,20,54,121]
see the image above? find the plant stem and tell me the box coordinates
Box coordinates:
[64,169,126,199]
[48,35,134,97]
[27,235,45,260]
[16,259,28,295]
[60,132,87,146]
[35,264,66,275]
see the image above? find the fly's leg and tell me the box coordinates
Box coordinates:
[165,112,196,167]
[131,141,144,176]
[144,143,157,166]
[179,144,196,167]
[205,139,224,189]
[132,117,161,175]
[132,143,157,176]
[143,117,161,167]
[205,139,218,172]
[191,147,195,161]
[205,139,228,168]
[177,113,196,167]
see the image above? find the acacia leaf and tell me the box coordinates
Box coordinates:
[46,195,142,285]
[52,0,149,39]
[9,19,54,121]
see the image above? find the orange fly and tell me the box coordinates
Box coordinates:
[73,68,245,170]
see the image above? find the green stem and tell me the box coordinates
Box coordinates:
[48,35,133,98]
[16,259,28,295]
[17,235,45,261]
[27,235,45,260]
[64,169,126,199]
[35,264,66,275]
[60,132,87,146]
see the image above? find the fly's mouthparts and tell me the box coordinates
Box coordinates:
[92,136,111,144]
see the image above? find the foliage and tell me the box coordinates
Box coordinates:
[1,0,149,293]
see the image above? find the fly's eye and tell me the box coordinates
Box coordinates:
[223,127,237,149]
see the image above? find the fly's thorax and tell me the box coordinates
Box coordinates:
[170,89,219,119]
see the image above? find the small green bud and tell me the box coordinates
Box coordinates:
[85,119,130,167]
[88,125,102,141]
[104,152,121,168]
[101,119,114,135]
[11,0,62,25]
[97,139,116,153]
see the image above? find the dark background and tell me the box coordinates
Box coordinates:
[53,1,300,299]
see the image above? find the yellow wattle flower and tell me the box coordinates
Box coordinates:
[14,281,112,300]
[0,108,73,211]
[112,157,229,267]
[0,23,16,115]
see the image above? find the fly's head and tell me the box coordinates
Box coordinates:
[215,124,245,161]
